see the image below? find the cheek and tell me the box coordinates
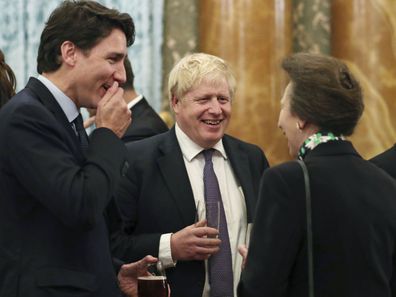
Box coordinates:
[222,105,232,116]
[278,110,285,127]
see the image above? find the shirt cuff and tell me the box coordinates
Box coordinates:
[159,233,177,268]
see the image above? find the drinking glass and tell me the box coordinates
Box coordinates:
[205,201,220,231]
[138,261,168,297]
[195,200,220,238]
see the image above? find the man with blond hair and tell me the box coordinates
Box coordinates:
[110,53,269,297]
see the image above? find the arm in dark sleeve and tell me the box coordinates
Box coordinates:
[7,104,128,229]
[108,165,162,263]
[238,164,304,297]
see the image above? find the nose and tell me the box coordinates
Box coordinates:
[114,62,126,84]
[208,97,222,114]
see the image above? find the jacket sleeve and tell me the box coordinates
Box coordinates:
[108,165,163,263]
[238,164,305,297]
[6,103,128,229]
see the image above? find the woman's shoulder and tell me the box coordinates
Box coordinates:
[261,160,304,188]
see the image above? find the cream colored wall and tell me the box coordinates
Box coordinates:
[199,0,292,165]
[332,0,396,159]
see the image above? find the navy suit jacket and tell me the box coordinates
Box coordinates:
[110,127,269,297]
[121,97,168,144]
[0,78,128,297]
[370,144,396,179]
[238,141,396,297]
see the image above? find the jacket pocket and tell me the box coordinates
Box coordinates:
[35,267,96,292]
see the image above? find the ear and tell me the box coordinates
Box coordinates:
[171,95,180,113]
[296,119,307,130]
[60,41,77,67]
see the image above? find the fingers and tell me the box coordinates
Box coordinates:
[238,244,248,269]
[191,246,220,260]
[122,255,157,271]
[120,255,159,279]
[100,81,120,105]
[194,219,207,228]
[140,255,158,266]
[238,244,248,254]
[194,236,221,247]
[97,81,124,112]
[83,116,96,129]
[193,226,219,238]
[94,80,131,137]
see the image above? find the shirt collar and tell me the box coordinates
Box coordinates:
[175,123,227,162]
[127,94,143,109]
[37,74,79,123]
[297,131,345,160]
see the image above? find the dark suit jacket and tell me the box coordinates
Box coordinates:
[0,78,129,297]
[238,141,396,297]
[370,144,396,179]
[110,127,269,297]
[121,97,168,144]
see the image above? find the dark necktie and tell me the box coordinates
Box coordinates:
[203,149,234,297]
[73,113,89,154]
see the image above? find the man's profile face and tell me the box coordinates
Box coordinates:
[71,28,127,108]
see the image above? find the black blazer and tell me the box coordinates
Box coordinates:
[238,141,396,297]
[370,144,396,179]
[110,127,269,297]
[121,97,168,144]
[0,78,128,297]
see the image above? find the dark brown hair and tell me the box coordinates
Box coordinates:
[282,52,364,136]
[37,0,135,74]
[0,49,16,108]
[122,56,135,91]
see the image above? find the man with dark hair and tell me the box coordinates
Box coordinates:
[0,1,151,297]
[121,57,168,143]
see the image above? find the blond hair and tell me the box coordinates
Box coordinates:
[168,53,236,102]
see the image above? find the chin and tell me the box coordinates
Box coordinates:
[200,138,220,148]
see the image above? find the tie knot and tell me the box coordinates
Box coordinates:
[203,149,215,162]
[73,114,84,132]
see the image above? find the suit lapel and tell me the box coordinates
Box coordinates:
[130,97,149,118]
[26,77,83,160]
[157,128,196,226]
[223,136,256,222]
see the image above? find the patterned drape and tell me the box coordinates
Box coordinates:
[0,0,164,111]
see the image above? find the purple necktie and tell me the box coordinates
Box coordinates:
[73,113,89,154]
[203,149,234,297]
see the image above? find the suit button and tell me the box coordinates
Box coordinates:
[121,160,129,176]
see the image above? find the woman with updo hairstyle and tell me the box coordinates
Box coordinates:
[238,53,396,297]
[0,49,16,108]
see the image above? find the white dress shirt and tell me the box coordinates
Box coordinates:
[126,94,143,109]
[37,75,78,123]
[159,123,250,297]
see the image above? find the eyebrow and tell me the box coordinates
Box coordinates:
[109,52,126,60]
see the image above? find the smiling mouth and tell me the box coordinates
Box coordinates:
[102,83,111,91]
[203,119,222,125]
